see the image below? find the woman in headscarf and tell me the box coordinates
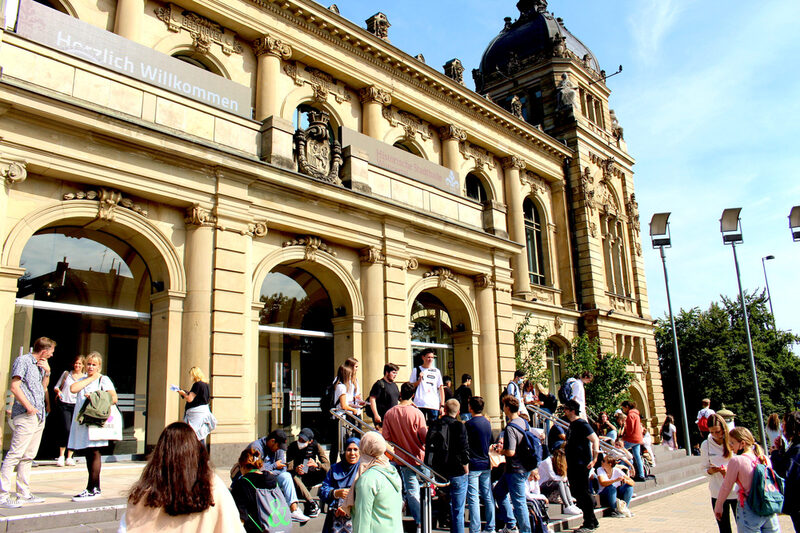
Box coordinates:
[344,432,402,533]
[319,437,360,533]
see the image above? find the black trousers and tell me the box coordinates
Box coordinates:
[57,400,75,449]
[567,464,598,529]
[711,498,736,533]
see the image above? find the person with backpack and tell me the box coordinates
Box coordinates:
[715,426,782,533]
[769,411,798,531]
[697,398,716,441]
[702,414,738,533]
[505,371,526,420]
[366,363,400,428]
[410,349,445,425]
[564,399,600,533]
[425,399,470,533]
[231,447,292,533]
[492,395,539,533]
[559,372,593,420]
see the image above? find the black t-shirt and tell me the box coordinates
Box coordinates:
[454,385,472,414]
[565,418,595,466]
[368,379,400,419]
[465,415,492,471]
[186,381,210,410]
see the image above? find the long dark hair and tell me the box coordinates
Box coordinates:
[128,422,214,515]
[707,414,732,459]
[660,414,674,435]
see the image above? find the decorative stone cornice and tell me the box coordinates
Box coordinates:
[285,63,350,104]
[253,34,292,59]
[2,161,27,185]
[460,142,495,170]
[184,204,217,227]
[63,188,147,220]
[473,273,494,289]
[358,85,391,106]
[423,267,455,288]
[155,4,243,55]
[382,107,432,141]
[501,156,526,170]
[438,125,467,142]
[283,236,337,261]
[521,171,547,196]
[359,246,385,264]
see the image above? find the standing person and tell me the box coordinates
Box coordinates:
[660,415,678,450]
[177,367,216,443]
[715,427,781,533]
[465,396,495,533]
[367,363,400,428]
[596,455,635,518]
[123,422,243,532]
[537,384,557,434]
[619,400,646,482]
[443,376,455,401]
[53,354,85,467]
[319,437,360,533]
[382,382,427,529]
[0,337,55,508]
[493,396,533,533]
[410,349,445,425]
[454,374,473,422]
[286,427,330,517]
[697,398,715,441]
[426,399,469,533]
[765,413,785,451]
[346,431,403,533]
[505,371,526,414]
[770,411,799,532]
[701,414,738,533]
[567,372,593,420]
[563,399,600,533]
[331,362,362,462]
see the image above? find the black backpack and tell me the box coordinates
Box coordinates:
[320,378,338,417]
[507,418,542,471]
[557,378,575,405]
[424,417,451,469]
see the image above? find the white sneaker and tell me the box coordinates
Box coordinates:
[501,527,519,533]
[65,457,77,466]
[72,489,97,502]
[290,509,310,523]
[563,504,582,515]
[56,456,65,467]
[0,497,21,509]
[19,494,45,504]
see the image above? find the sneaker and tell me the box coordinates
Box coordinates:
[563,504,582,515]
[574,526,598,533]
[608,510,624,518]
[72,490,97,502]
[0,497,22,509]
[65,458,77,466]
[92,488,102,497]
[306,501,320,517]
[56,456,65,467]
[500,527,519,533]
[290,509,310,523]
[19,494,45,504]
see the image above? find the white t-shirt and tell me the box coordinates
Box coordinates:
[537,456,565,484]
[596,465,627,489]
[569,378,586,414]
[696,407,715,422]
[410,366,443,409]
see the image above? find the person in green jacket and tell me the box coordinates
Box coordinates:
[343,431,403,533]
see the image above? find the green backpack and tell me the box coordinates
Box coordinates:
[747,462,784,516]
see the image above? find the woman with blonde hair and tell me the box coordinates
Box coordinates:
[330,362,362,462]
[53,354,86,466]
[68,352,117,501]
[714,426,780,533]
[177,367,216,442]
[702,414,737,533]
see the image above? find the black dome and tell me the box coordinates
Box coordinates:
[476,1,599,91]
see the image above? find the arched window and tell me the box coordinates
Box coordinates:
[523,198,546,285]
[171,53,223,77]
[393,141,423,158]
[32,0,69,14]
[601,214,631,296]
[465,173,488,204]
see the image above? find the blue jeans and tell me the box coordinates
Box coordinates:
[624,442,645,479]
[599,483,633,509]
[449,474,468,533]
[467,469,495,533]
[397,465,421,524]
[276,471,299,505]
[736,501,780,533]
[493,471,530,533]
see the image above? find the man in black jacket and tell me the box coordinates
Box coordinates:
[286,428,330,517]
[425,399,469,532]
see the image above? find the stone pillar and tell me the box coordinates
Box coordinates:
[550,181,577,308]
[114,0,146,41]
[0,266,25,450]
[359,86,391,139]
[253,35,292,122]
[342,146,371,193]
[360,247,386,387]
[502,156,530,298]
[438,125,466,172]
[474,274,501,425]
[147,290,186,447]
[181,205,214,384]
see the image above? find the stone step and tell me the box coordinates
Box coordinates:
[0,499,125,533]
[36,520,121,533]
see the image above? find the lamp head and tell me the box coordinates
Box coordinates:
[790,206,800,242]
[720,208,743,245]
[649,212,671,248]
[764,255,775,261]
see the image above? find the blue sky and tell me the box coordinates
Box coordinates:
[329,0,800,337]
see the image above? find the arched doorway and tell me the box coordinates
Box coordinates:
[11,227,151,456]
[410,292,455,378]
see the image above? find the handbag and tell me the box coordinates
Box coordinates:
[88,404,123,441]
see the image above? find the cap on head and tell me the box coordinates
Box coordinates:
[298,428,314,442]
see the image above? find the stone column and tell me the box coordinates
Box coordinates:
[360,247,386,387]
[359,86,391,139]
[114,0,146,41]
[439,125,466,172]
[253,35,292,122]
[474,274,501,425]
[181,205,214,383]
[0,266,25,450]
[502,156,530,298]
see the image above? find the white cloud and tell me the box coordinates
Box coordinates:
[627,0,689,66]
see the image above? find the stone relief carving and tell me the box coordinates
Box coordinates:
[283,236,337,261]
[552,34,567,58]
[553,315,563,333]
[627,193,642,255]
[284,64,350,104]
[473,273,494,289]
[248,221,268,238]
[501,155,526,170]
[155,4,243,55]
[2,161,27,185]
[556,73,577,112]
[358,86,392,106]
[589,153,624,180]
[382,107,432,141]
[522,171,547,196]
[424,267,455,288]
[444,59,465,85]
[359,246,385,264]
[328,4,340,14]
[590,222,598,238]
[365,12,390,41]
[293,110,343,185]
[438,125,467,143]
[461,143,496,170]
[414,54,426,63]
[63,188,148,220]
[405,257,419,271]
[184,204,216,226]
[597,180,618,216]
[610,109,624,140]
[253,34,292,59]
[577,166,595,212]
[531,286,553,303]
[510,95,524,119]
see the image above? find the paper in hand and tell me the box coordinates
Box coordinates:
[169,384,180,392]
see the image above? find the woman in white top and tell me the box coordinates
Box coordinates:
[660,415,678,451]
[68,351,118,501]
[534,447,581,515]
[765,413,785,452]
[330,359,362,461]
[596,454,635,517]
[701,414,737,533]
[53,355,86,467]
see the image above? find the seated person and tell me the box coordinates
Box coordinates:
[231,448,290,532]
[536,445,581,515]
[596,411,618,442]
[596,454,635,517]
[319,437,361,533]
[286,428,330,517]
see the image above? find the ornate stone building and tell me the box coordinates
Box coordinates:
[0,0,665,459]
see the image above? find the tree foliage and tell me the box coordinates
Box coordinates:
[513,313,550,386]
[656,291,800,445]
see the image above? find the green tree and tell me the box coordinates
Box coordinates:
[656,291,800,445]
[513,313,550,386]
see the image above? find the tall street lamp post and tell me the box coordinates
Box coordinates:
[649,213,691,455]
[761,255,776,330]
[720,208,768,452]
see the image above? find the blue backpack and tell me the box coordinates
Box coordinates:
[507,418,542,471]
[747,462,784,516]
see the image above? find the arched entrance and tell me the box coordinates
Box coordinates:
[410,292,455,377]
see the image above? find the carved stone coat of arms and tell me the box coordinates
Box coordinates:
[294,110,342,185]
